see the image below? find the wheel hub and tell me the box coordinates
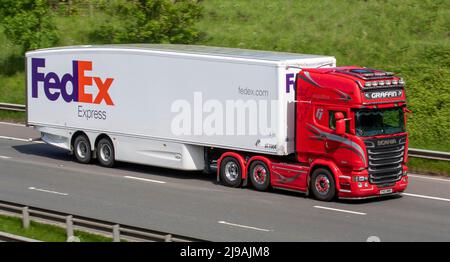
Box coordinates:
[315,174,330,195]
[224,162,239,181]
[252,165,267,184]
[76,141,88,158]
[100,144,112,162]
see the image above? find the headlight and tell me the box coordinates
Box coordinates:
[352,176,368,182]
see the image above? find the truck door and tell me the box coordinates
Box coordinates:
[303,104,329,159]
[325,107,352,165]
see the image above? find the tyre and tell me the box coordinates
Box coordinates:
[249,161,270,191]
[220,157,242,187]
[73,134,92,164]
[310,168,336,201]
[96,138,115,167]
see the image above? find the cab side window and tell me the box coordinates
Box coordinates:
[329,110,350,133]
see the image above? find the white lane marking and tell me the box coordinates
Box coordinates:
[28,187,68,196]
[408,174,450,183]
[0,155,11,159]
[218,221,272,232]
[314,206,367,216]
[402,193,450,203]
[124,175,166,184]
[0,135,29,142]
[0,135,43,143]
[0,122,25,127]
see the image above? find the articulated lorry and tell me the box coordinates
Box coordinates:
[26,45,409,201]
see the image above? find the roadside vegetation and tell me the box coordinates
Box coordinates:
[0,0,448,174]
[408,158,450,176]
[0,214,112,242]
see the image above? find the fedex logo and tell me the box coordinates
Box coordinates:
[31,58,114,105]
[286,73,295,93]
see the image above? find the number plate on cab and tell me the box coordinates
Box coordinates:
[379,188,393,195]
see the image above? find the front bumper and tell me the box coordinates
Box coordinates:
[337,168,408,199]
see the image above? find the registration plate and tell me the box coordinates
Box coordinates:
[379,188,393,195]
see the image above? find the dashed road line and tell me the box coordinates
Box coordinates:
[402,193,450,203]
[124,175,166,184]
[218,221,272,232]
[0,135,29,142]
[314,206,367,216]
[0,155,11,159]
[28,186,68,196]
[0,135,43,143]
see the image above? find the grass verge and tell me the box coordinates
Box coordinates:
[0,213,113,242]
[0,72,25,104]
[0,110,25,123]
[408,157,450,176]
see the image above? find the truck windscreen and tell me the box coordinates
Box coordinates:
[355,107,405,137]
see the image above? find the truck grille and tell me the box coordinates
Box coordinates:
[364,136,406,185]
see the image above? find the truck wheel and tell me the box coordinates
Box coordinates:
[97,138,115,167]
[249,161,270,191]
[73,135,91,164]
[310,168,336,201]
[220,157,242,187]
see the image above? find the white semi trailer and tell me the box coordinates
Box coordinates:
[26,44,335,171]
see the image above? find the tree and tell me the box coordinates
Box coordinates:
[0,0,59,53]
[91,0,202,44]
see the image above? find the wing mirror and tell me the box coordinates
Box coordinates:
[334,112,351,136]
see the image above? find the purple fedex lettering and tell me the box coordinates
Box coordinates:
[286,73,295,93]
[43,72,60,101]
[31,58,45,98]
[60,61,78,102]
[31,58,79,102]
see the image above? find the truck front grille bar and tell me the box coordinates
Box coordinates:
[365,136,406,185]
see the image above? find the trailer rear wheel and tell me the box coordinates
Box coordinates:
[310,168,336,201]
[97,138,115,167]
[220,157,242,187]
[249,161,270,191]
[73,135,91,164]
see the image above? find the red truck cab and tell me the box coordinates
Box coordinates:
[295,67,408,200]
[216,66,408,201]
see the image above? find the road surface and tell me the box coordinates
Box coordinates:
[0,122,449,241]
